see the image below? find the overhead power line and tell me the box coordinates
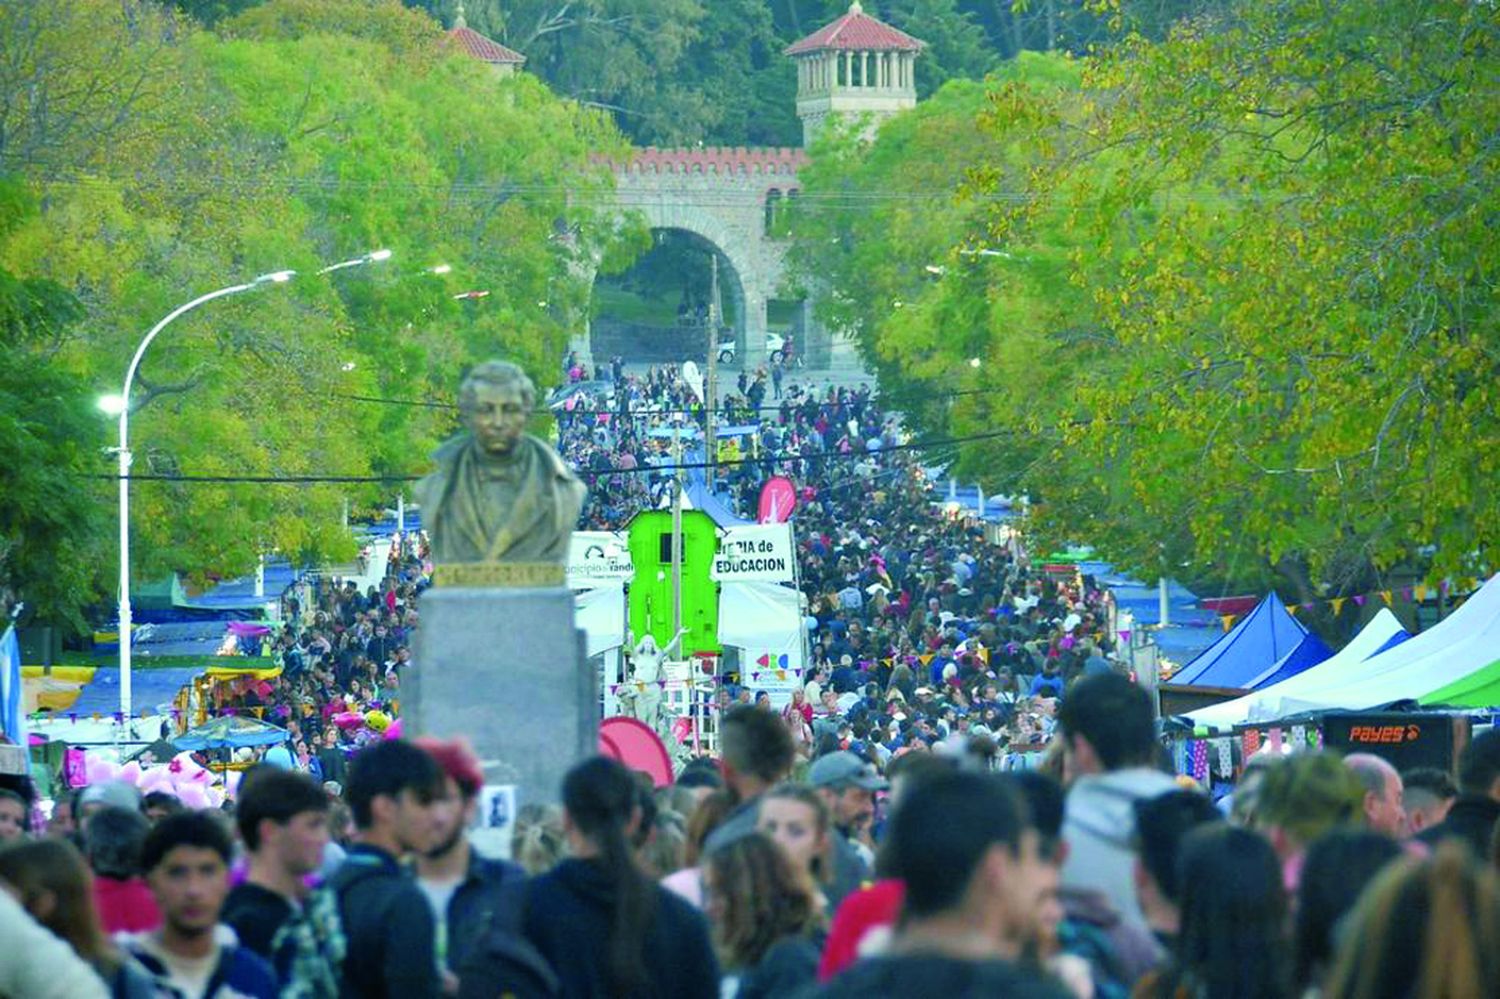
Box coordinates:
[80,426,1040,486]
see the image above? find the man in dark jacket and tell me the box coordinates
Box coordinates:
[806,771,1070,998]
[329,739,446,999]
[222,768,336,993]
[1418,728,1500,858]
[413,738,525,982]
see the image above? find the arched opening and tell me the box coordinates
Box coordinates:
[590,227,748,366]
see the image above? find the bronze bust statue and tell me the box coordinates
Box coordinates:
[414,360,585,565]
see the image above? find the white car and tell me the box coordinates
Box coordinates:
[717,332,787,365]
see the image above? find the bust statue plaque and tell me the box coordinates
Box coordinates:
[414,361,585,583]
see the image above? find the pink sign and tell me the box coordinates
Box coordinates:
[758,476,797,524]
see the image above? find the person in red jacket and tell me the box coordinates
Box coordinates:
[84,805,161,933]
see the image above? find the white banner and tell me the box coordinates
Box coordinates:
[567,531,634,589]
[712,524,796,583]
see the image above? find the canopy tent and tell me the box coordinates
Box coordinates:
[94,620,263,658]
[175,558,301,611]
[69,666,201,718]
[680,447,753,527]
[1165,592,1324,690]
[1245,632,1337,690]
[1186,579,1500,727]
[174,715,289,752]
[575,585,627,659]
[1076,563,1222,665]
[718,581,806,707]
[1187,608,1410,729]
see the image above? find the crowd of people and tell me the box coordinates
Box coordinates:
[4,361,1500,997]
[5,678,1500,998]
[562,362,1120,760]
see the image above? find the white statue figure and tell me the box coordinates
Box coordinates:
[621,626,688,736]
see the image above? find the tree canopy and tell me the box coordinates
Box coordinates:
[1,0,633,625]
[786,0,1499,609]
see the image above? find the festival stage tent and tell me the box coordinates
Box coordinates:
[1165,592,1327,690]
[1186,577,1500,726]
[717,582,805,668]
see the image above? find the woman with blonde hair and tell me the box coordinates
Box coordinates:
[781,687,814,756]
[510,802,566,875]
[704,831,824,999]
[0,838,156,997]
[1322,841,1500,999]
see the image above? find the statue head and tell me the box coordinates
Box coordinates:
[459,361,537,459]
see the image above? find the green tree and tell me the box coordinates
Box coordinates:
[785,52,1090,488]
[808,0,1498,609]
[0,180,104,628]
[2,0,634,596]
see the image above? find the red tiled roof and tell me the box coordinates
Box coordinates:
[784,2,924,56]
[611,147,809,178]
[447,25,526,65]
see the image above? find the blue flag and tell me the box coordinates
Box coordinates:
[0,623,26,768]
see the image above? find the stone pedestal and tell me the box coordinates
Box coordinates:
[407,586,595,807]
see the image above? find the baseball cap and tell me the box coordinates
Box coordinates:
[808,751,889,791]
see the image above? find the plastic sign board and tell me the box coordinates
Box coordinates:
[713,524,795,583]
[567,531,634,589]
[1321,712,1469,773]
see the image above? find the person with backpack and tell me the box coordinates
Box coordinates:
[222,767,343,998]
[459,757,719,998]
[412,738,524,984]
[328,739,446,998]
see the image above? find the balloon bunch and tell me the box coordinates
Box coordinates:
[329,708,403,743]
[80,750,234,809]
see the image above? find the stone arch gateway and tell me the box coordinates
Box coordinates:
[579,146,823,373]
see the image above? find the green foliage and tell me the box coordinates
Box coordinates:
[785,52,1088,483]
[0,180,103,628]
[1,0,634,607]
[791,0,1500,603]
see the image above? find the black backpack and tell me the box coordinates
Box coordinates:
[454,880,561,999]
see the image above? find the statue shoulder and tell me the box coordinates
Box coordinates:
[526,433,582,483]
[413,435,469,510]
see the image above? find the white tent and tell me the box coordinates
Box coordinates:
[574,584,627,659]
[718,581,807,706]
[1188,576,1500,728]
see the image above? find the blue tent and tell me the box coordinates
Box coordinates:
[174,715,289,751]
[70,667,202,717]
[1166,592,1329,690]
[681,447,752,527]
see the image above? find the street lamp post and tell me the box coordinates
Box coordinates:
[107,250,390,722]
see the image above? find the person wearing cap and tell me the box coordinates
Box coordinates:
[809,751,887,910]
[413,737,524,986]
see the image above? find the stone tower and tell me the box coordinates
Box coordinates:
[784,1,925,147]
